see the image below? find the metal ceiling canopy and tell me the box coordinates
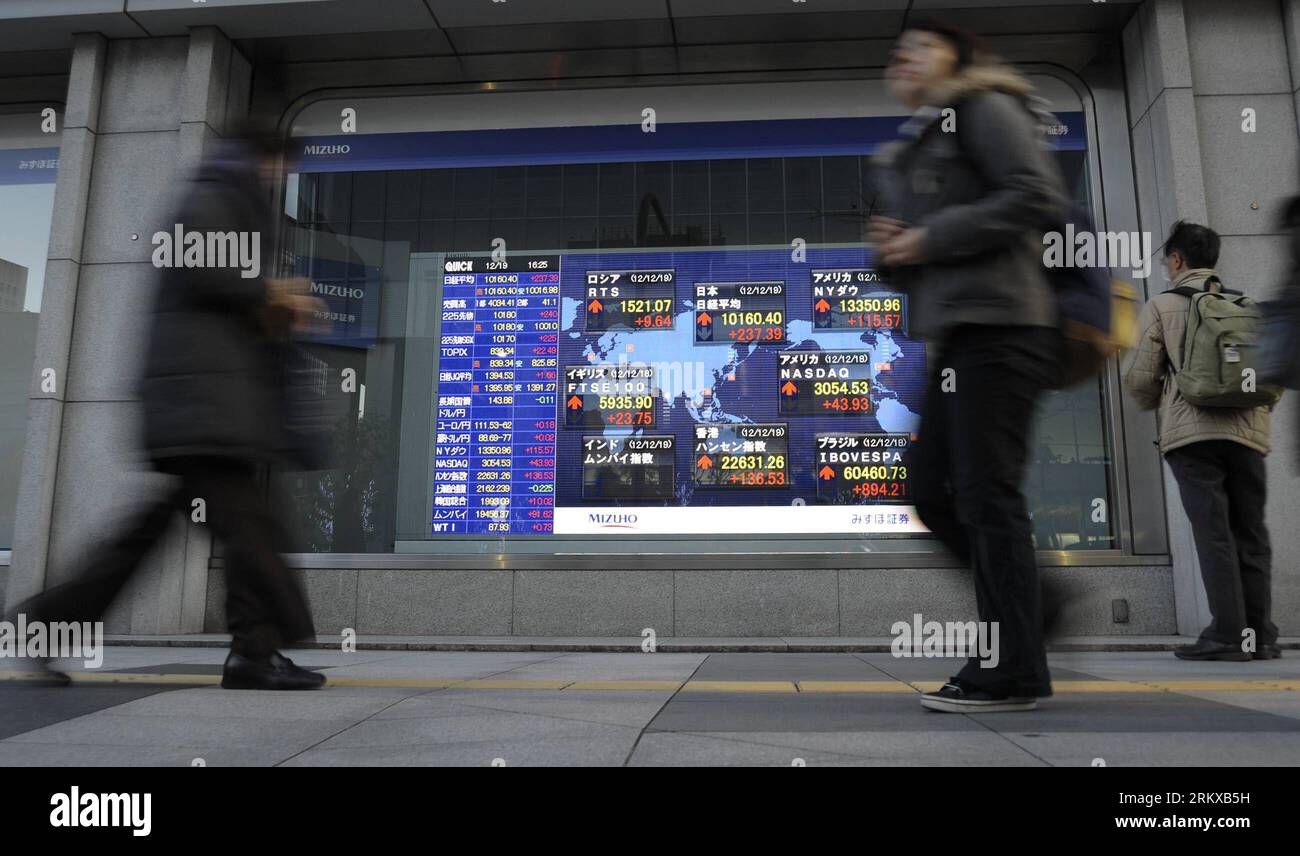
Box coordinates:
[427,0,671,28]
[127,0,438,39]
[0,1,147,51]
[0,0,1141,54]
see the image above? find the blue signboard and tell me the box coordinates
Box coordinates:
[0,147,60,185]
[291,114,1087,174]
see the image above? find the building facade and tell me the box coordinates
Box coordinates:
[1,0,1296,640]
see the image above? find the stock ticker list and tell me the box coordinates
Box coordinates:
[433,256,561,535]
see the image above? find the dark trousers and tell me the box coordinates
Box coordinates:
[1164,440,1277,647]
[906,325,1061,697]
[14,458,313,660]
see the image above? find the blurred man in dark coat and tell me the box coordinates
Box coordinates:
[12,134,327,690]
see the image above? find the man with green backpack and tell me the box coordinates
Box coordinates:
[1124,221,1282,661]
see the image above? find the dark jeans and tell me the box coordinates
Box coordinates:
[14,458,313,660]
[1164,440,1277,647]
[906,324,1061,697]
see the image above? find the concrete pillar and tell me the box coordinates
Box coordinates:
[1123,0,1210,637]
[5,28,253,635]
[1124,0,1300,637]
[5,33,106,615]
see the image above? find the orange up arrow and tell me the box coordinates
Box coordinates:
[697,455,714,470]
[815,298,831,313]
[587,299,603,313]
[697,311,712,326]
[781,380,798,396]
[819,465,836,480]
[566,395,583,410]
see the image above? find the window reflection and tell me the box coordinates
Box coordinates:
[276,149,1114,554]
[0,116,59,553]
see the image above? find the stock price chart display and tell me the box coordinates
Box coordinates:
[430,247,928,538]
[694,281,786,345]
[581,436,676,501]
[693,424,790,489]
[814,433,911,504]
[811,268,906,333]
[777,351,875,416]
[563,365,657,429]
[584,269,676,331]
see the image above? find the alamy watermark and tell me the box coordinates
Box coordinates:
[50,787,150,837]
[151,224,261,279]
[0,614,104,669]
[891,613,1000,668]
[1042,225,1153,279]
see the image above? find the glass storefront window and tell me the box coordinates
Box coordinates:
[0,111,60,557]
[274,81,1116,556]
[1025,147,1116,551]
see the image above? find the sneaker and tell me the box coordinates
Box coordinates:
[1173,639,1251,662]
[221,651,326,691]
[921,678,1037,713]
[1252,643,1283,661]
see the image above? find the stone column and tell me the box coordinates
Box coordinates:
[6,28,252,635]
[1123,0,1300,637]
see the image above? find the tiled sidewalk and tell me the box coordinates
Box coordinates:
[3,646,1299,766]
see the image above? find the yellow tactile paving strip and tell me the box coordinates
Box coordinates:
[2,671,1299,694]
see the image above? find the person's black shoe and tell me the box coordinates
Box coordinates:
[921,677,1037,713]
[1252,643,1283,660]
[1173,639,1251,662]
[221,651,326,690]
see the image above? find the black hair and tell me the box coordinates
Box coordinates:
[902,16,983,69]
[1164,220,1220,269]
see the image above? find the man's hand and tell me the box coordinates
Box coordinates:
[266,275,311,300]
[265,276,328,335]
[878,225,929,266]
[283,294,330,334]
[867,215,909,245]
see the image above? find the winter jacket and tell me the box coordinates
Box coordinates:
[1122,267,1271,455]
[871,63,1070,345]
[138,160,292,469]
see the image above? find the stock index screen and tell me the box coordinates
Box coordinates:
[430,248,927,537]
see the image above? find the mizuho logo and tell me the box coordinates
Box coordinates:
[303,144,350,155]
[589,513,638,528]
[310,283,364,299]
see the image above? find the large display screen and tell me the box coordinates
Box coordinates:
[286,93,1111,554]
[429,247,926,537]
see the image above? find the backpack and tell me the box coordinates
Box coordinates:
[946,100,1138,387]
[1169,277,1283,408]
[1046,206,1142,389]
